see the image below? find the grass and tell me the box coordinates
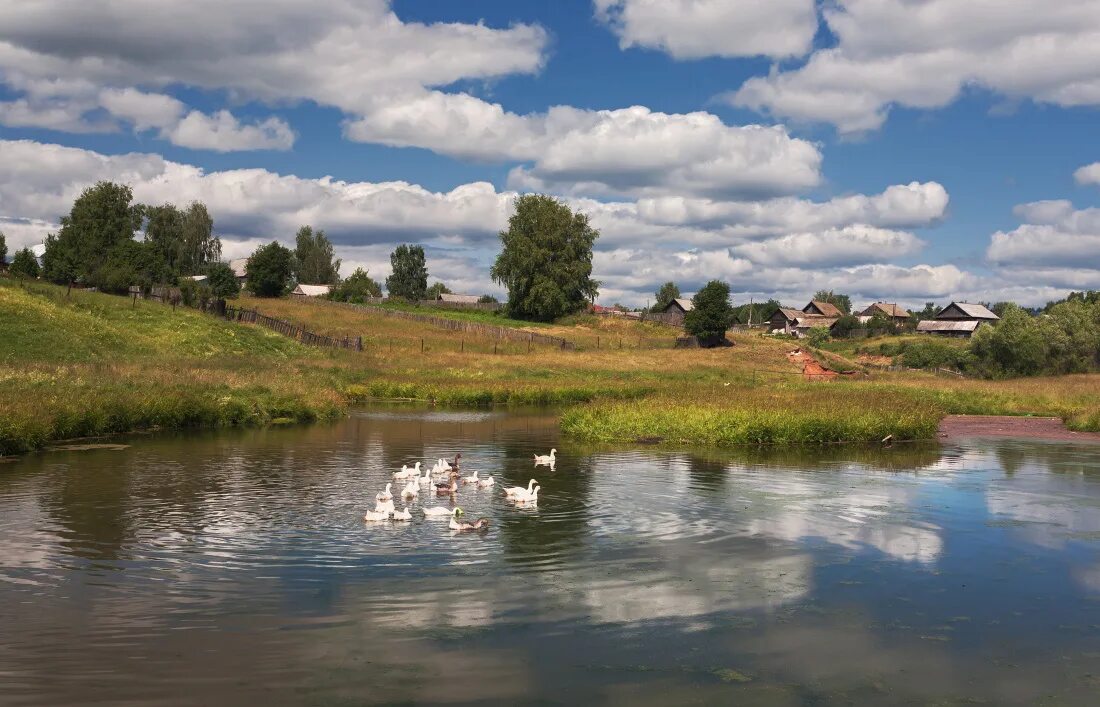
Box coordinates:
[4,278,1100,455]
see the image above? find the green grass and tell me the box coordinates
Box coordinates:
[366,299,553,328]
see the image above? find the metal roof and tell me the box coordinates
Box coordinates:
[937,302,999,320]
[917,320,982,332]
[439,293,480,304]
[292,284,332,297]
[229,258,249,277]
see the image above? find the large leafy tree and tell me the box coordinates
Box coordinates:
[206,262,241,299]
[684,280,735,345]
[96,239,171,294]
[246,242,293,297]
[426,281,451,299]
[652,281,680,312]
[813,289,852,314]
[10,247,39,279]
[144,201,221,276]
[386,244,428,300]
[490,194,599,321]
[0,231,7,264]
[293,225,341,284]
[47,181,143,287]
[330,267,382,302]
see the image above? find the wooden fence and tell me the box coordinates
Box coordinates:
[222,305,364,351]
[328,301,576,350]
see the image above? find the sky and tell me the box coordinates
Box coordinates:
[1,0,1099,309]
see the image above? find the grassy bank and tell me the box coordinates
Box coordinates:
[5,278,1100,455]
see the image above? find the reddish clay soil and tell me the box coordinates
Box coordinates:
[938,415,1100,443]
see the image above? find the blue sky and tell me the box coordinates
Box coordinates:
[1,0,1099,307]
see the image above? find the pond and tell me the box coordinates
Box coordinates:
[3,407,1100,705]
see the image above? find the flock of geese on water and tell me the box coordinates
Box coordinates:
[364,449,557,531]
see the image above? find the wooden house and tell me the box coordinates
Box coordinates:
[657,298,694,325]
[769,305,838,338]
[803,300,843,318]
[859,302,911,323]
[916,302,999,338]
[438,293,480,304]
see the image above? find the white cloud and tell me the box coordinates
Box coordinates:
[98,87,185,131]
[593,0,818,60]
[1075,162,1100,186]
[729,226,924,268]
[165,111,295,152]
[350,98,824,199]
[729,0,1100,133]
[990,200,1100,269]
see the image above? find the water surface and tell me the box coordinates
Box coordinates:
[3,408,1100,705]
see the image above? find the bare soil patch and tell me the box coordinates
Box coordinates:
[938,415,1100,443]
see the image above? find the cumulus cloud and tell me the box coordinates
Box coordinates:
[728,0,1100,133]
[728,226,924,268]
[593,0,818,60]
[1075,162,1100,186]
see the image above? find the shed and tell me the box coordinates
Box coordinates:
[438,293,480,304]
[291,284,332,298]
[917,320,984,338]
[803,300,843,318]
[934,302,999,321]
[860,302,911,321]
[769,307,837,337]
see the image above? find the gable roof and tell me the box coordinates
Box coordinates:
[662,298,694,313]
[292,284,332,297]
[439,293,480,304]
[772,307,803,323]
[804,300,843,317]
[917,320,983,333]
[935,302,999,321]
[861,302,911,318]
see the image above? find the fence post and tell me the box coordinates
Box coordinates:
[357,336,363,351]
[421,338,424,353]
[494,342,498,355]
[597,336,600,349]
[132,292,137,309]
[461,339,464,353]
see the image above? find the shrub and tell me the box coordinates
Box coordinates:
[683,280,734,345]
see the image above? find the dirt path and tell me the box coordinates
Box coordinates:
[938,415,1100,443]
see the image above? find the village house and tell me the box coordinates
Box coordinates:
[916,302,1000,338]
[229,257,249,285]
[858,302,911,324]
[291,284,332,298]
[656,298,694,325]
[769,300,840,337]
[438,293,480,304]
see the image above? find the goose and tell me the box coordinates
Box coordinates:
[431,460,450,477]
[436,478,458,496]
[504,479,538,498]
[424,505,459,518]
[417,465,433,485]
[364,507,390,522]
[438,457,453,471]
[449,508,490,532]
[462,470,479,485]
[477,474,495,488]
[375,498,395,515]
[393,462,421,480]
[514,485,540,505]
[534,449,556,465]
[392,506,413,521]
[449,453,462,470]
[375,483,393,503]
[401,481,419,499]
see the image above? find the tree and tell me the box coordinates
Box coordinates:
[830,313,861,338]
[0,231,6,265]
[683,280,735,345]
[330,267,382,302]
[914,302,939,320]
[490,195,600,321]
[41,233,78,289]
[732,298,782,325]
[143,203,185,273]
[52,181,143,287]
[386,244,428,300]
[293,225,340,285]
[206,262,240,299]
[426,282,452,300]
[10,248,39,279]
[806,326,831,347]
[652,281,680,312]
[478,294,499,304]
[813,289,852,314]
[181,202,220,273]
[246,242,293,297]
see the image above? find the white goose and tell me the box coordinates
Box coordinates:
[392,506,413,521]
[462,470,479,485]
[364,507,390,522]
[393,462,421,480]
[534,449,557,466]
[477,474,495,488]
[504,479,538,499]
[375,498,395,515]
[438,458,453,471]
[401,480,419,499]
[423,505,458,518]
[417,464,433,485]
[375,483,393,503]
[514,485,540,505]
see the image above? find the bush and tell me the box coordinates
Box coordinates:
[246,242,293,297]
[330,267,382,302]
[9,248,40,279]
[206,262,240,299]
[806,326,831,347]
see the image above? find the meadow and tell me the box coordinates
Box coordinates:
[3,278,1099,455]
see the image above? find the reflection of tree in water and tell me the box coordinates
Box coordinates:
[42,454,135,561]
[685,455,727,494]
[991,440,1099,478]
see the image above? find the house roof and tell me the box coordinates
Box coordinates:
[861,302,911,318]
[439,293,480,304]
[660,298,694,313]
[794,316,838,329]
[182,275,207,282]
[917,320,982,333]
[31,243,47,258]
[806,300,843,317]
[936,302,999,320]
[292,284,332,297]
[229,258,249,278]
[772,307,803,323]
